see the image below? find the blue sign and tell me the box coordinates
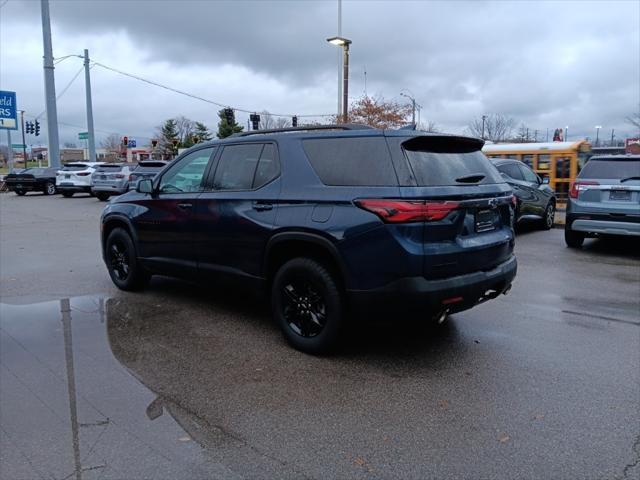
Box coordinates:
[0,90,18,130]
[127,139,136,148]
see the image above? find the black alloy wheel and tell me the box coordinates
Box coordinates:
[542,202,555,230]
[96,192,110,202]
[62,191,74,198]
[44,182,56,195]
[272,258,343,354]
[15,189,26,196]
[564,228,585,248]
[105,228,150,290]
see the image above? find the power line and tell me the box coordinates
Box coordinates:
[34,64,85,119]
[90,60,333,119]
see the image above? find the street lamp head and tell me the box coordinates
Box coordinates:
[595,125,602,129]
[327,36,352,47]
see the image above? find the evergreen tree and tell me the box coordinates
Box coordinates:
[194,121,213,142]
[158,119,179,157]
[216,109,244,139]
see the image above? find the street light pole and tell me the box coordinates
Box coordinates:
[83,49,97,162]
[20,111,28,168]
[481,115,487,140]
[327,36,352,124]
[595,125,602,146]
[40,0,61,168]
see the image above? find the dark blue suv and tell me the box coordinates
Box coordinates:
[101,125,517,353]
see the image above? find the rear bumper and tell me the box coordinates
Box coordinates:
[349,255,517,314]
[91,185,128,195]
[6,183,42,191]
[57,183,91,193]
[566,210,640,237]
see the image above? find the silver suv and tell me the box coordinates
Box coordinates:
[565,154,640,247]
[91,163,136,201]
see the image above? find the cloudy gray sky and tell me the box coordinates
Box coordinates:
[1,0,638,148]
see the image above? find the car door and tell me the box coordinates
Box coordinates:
[517,163,546,216]
[194,142,281,280]
[133,147,216,278]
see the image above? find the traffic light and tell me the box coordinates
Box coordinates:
[193,136,200,144]
[224,107,235,125]
[34,120,40,136]
[25,121,34,134]
[122,136,128,147]
[172,139,179,149]
[250,113,260,130]
[292,116,298,127]
[151,139,158,148]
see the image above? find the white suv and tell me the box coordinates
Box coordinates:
[56,162,103,197]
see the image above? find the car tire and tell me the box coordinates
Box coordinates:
[61,191,74,198]
[272,257,343,355]
[43,182,56,196]
[105,228,150,291]
[565,228,585,248]
[541,202,555,230]
[15,189,26,196]
[95,192,110,202]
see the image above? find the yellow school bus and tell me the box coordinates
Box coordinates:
[482,140,592,203]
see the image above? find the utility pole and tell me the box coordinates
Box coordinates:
[534,129,538,142]
[40,0,61,168]
[611,129,615,146]
[337,0,342,120]
[20,111,28,168]
[83,49,96,162]
[6,130,13,171]
[481,115,487,140]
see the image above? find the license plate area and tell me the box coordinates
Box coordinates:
[65,174,71,179]
[610,190,631,201]
[475,209,497,233]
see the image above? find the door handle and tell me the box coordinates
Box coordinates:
[177,203,193,210]
[252,202,273,211]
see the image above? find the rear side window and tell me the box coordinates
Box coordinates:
[62,164,89,171]
[402,136,502,186]
[497,163,524,180]
[302,137,397,186]
[578,159,640,179]
[213,144,263,190]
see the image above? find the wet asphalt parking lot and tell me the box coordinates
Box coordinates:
[0,192,639,480]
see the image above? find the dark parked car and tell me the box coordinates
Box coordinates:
[565,154,640,247]
[127,161,168,191]
[4,167,59,196]
[490,158,556,229]
[100,125,517,354]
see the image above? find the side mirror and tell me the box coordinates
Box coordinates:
[137,179,153,194]
[541,177,550,184]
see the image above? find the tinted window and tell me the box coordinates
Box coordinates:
[303,137,397,186]
[62,164,89,171]
[497,163,524,180]
[96,165,124,172]
[253,144,280,188]
[519,164,539,183]
[24,168,45,175]
[402,137,502,186]
[578,159,640,179]
[159,148,214,193]
[213,144,263,190]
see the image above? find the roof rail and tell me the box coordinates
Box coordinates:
[232,124,374,137]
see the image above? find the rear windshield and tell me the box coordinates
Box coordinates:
[21,168,46,175]
[579,159,640,179]
[96,164,124,172]
[302,137,397,186]
[402,137,502,186]
[134,162,166,173]
[61,164,89,171]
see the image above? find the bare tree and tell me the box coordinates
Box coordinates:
[626,109,640,133]
[467,114,516,142]
[174,115,196,145]
[418,121,439,133]
[345,95,411,129]
[100,133,122,154]
[274,116,291,129]
[259,111,276,130]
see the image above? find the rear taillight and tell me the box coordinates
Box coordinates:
[569,181,599,199]
[77,172,91,176]
[510,195,517,207]
[115,174,125,179]
[128,175,134,181]
[355,199,460,223]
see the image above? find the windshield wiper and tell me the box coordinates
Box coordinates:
[620,176,640,183]
[455,173,486,183]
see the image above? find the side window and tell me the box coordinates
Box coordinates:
[213,144,263,190]
[498,163,524,180]
[519,164,539,183]
[159,148,214,193]
[252,143,280,189]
